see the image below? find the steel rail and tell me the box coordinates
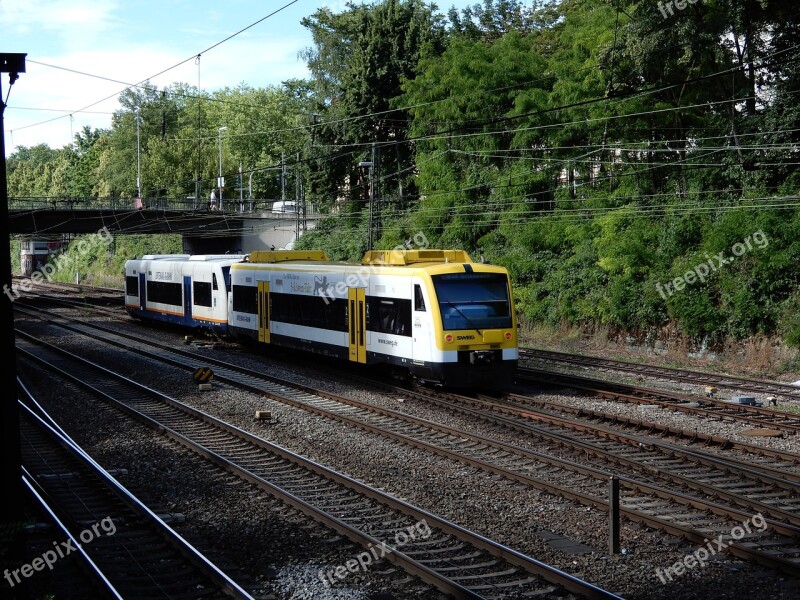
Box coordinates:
[519,367,800,435]
[18,401,254,599]
[16,335,620,600]
[14,321,800,578]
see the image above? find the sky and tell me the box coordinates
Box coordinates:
[0,0,468,157]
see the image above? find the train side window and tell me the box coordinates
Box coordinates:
[414,284,426,312]
[212,273,219,290]
[232,285,258,313]
[126,276,139,297]
[367,297,411,337]
[193,281,212,307]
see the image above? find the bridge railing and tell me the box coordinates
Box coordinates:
[9,197,318,215]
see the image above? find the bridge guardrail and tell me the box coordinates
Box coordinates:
[9,197,319,216]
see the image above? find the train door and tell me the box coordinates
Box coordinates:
[347,287,366,363]
[257,280,270,344]
[183,276,192,323]
[412,282,431,363]
[138,272,147,310]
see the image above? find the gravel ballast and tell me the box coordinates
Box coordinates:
[13,304,800,600]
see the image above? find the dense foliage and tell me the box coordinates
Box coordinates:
[8,0,800,348]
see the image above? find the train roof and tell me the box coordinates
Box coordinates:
[238,249,474,266]
[130,250,500,273]
[188,254,248,261]
[231,249,509,275]
[361,249,472,265]
[140,254,191,260]
[133,254,246,262]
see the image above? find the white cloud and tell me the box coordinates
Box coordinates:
[0,1,330,154]
[0,0,119,41]
[3,34,311,154]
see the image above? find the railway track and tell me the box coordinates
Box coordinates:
[15,330,618,600]
[19,283,800,405]
[516,366,800,436]
[480,388,797,460]
[14,305,800,580]
[16,389,252,599]
[521,347,800,400]
[29,283,800,427]
[14,277,123,299]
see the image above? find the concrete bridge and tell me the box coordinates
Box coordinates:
[9,196,320,254]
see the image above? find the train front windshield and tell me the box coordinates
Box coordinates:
[432,273,513,331]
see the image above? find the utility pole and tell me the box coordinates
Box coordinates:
[1,53,26,525]
[358,154,374,251]
[218,126,227,210]
[135,107,141,201]
[298,152,306,233]
[360,143,380,251]
[280,151,286,210]
[295,152,304,241]
[238,162,243,212]
[373,143,380,247]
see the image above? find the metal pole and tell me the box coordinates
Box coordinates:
[609,475,620,554]
[135,107,141,200]
[358,157,374,252]
[0,53,26,525]
[372,143,379,248]
[218,126,227,210]
[368,164,374,251]
[281,151,286,211]
[295,152,300,240]
[249,171,254,211]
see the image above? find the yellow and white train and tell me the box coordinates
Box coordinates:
[125,249,518,388]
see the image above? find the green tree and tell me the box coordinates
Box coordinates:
[301,0,446,218]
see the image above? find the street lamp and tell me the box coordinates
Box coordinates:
[218,126,227,210]
[135,107,141,204]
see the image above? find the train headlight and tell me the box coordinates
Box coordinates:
[445,334,453,343]
[504,332,512,340]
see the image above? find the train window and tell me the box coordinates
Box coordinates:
[232,285,258,314]
[146,280,182,306]
[414,285,426,312]
[366,297,411,337]
[221,267,232,289]
[271,292,348,332]
[193,281,212,307]
[432,273,512,331]
[126,276,139,297]
[212,273,219,290]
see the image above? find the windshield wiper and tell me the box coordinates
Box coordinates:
[445,301,482,335]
